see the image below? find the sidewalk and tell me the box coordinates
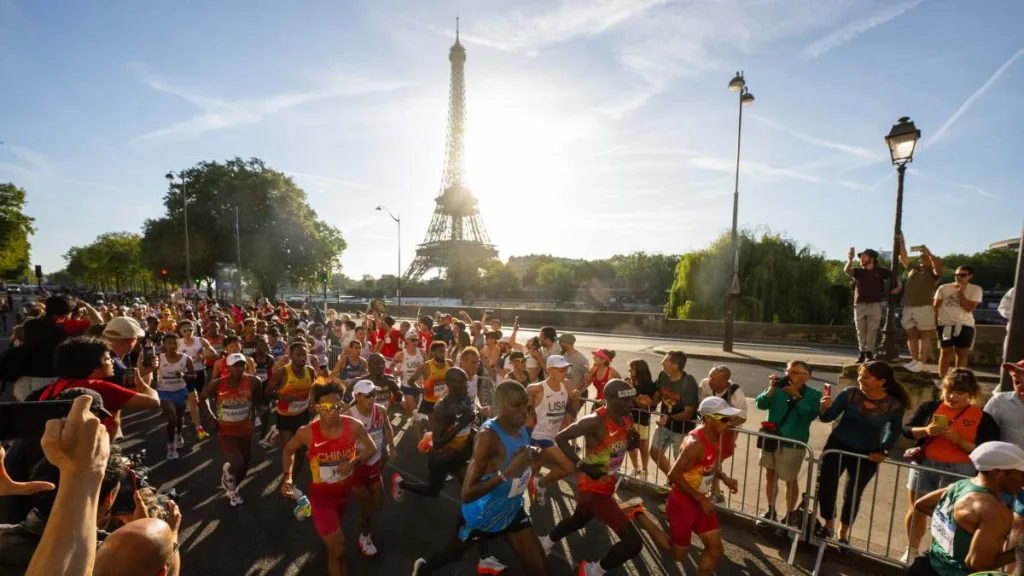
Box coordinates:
[651,340,1002,383]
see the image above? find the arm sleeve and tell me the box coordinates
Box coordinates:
[819,388,848,423]
[903,401,937,438]
[976,412,1002,446]
[880,406,907,453]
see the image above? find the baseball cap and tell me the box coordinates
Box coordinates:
[698,396,742,418]
[857,248,879,259]
[102,317,145,339]
[352,379,379,397]
[1002,359,1024,373]
[226,353,247,366]
[546,355,570,369]
[970,441,1024,472]
[54,388,113,420]
[558,333,576,346]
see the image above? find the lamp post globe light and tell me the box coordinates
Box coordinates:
[376,206,402,307]
[877,116,921,362]
[722,72,754,353]
[165,171,191,288]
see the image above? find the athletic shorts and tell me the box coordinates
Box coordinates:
[158,388,189,408]
[578,491,629,533]
[310,496,351,538]
[666,487,720,546]
[400,386,421,397]
[418,399,436,415]
[459,506,532,542]
[530,438,555,449]
[938,325,976,350]
[186,371,205,394]
[276,412,310,434]
[354,460,383,487]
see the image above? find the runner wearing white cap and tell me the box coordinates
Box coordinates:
[630,396,741,576]
[347,379,396,557]
[908,441,1024,575]
[524,355,577,507]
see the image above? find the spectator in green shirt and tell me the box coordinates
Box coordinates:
[754,360,822,527]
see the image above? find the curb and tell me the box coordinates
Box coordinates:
[651,347,1002,384]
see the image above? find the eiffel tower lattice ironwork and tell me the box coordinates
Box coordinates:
[404,19,497,285]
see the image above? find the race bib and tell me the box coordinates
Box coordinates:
[256,369,268,382]
[318,462,352,484]
[608,452,626,475]
[931,509,955,552]
[220,403,250,423]
[699,472,715,495]
[508,467,532,497]
[288,397,310,413]
[370,429,384,450]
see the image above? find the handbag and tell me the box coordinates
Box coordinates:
[757,398,798,453]
[903,404,971,463]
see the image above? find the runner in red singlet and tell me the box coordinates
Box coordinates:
[632,396,741,576]
[538,380,644,575]
[281,382,377,576]
[346,379,396,557]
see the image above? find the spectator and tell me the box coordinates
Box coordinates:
[558,333,589,396]
[93,516,181,576]
[845,247,898,363]
[1001,288,1015,324]
[650,350,699,477]
[537,326,561,360]
[754,361,821,528]
[698,365,746,502]
[901,369,1000,563]
[985,359,1024,562]
[0,396,127,576]
[815,361,909,544]
[934,265,984,377]
[626,359,659,479]
[587,349,620,402]
[524,337,545,383]
[101,317,153,390]
[14,295,103,400]
[898,238,943,372]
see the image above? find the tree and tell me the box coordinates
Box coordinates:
[64,232,153,292]
[0,183,35,280]
[610,252,679,304]
[479,261,521,298]
[46,269,75,287]
[536,262,576,303]
[141,158,346,296]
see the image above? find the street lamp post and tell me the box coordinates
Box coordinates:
[722,71,755,353]
[376,206,402,308]
[877,116,921,363]
[164,171,191,289]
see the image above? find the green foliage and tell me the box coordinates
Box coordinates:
[536,262,576,303]
[64,232,153,291]
[666,231,852,325]
[141,158,346,297]
[939,249,1018,290]
[610,252,680,304]
[0,183,36,280]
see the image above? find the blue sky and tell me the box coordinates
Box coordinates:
[1,0,1022,279]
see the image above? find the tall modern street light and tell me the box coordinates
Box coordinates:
[722,71,755,353]
[376,206,402,307]
[164,171,191,288]
[877,116,921,362]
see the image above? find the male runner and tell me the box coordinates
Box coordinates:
[414,341,452,437]
[631,396,741,575]
[539,379,644,575]
[240,317,260,356]
[412,380,548,576]
[268,341,315,460]
[281,382,377,576]
[200,352,263,507]
[391,330,426,418]
[177,320,216,440]
[333,339,367,387]
[360,353,401,410]
[525,355,577,506]
[908,442,1024,575]
[211,335,257,379]
[347,379,396,557]
[156,333,195,460]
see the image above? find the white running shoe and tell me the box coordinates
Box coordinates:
[538,535,554,554]
[905,360,922,373]
[221,464,237,494]
[227,490,243,507]
[412,559,427,576]
[260,425,279,448]
[166,444,179,461]
[899,548,916,564]
[358,533,378,557]
[174,433,185,449]
[477,555,507,575]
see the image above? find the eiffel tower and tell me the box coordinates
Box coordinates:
[404,19,498,287]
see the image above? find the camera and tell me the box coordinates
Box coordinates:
[773,375,791,388]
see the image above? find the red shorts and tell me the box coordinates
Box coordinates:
[578,490,629,533]
[217,433,252,454]
[310,497,350,538]
[666,488,720,546]
[353,460,383,487]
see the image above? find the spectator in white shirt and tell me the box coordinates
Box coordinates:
[933,266,985,377]
[698,365,747,422]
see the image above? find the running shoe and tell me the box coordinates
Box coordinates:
[578,560,601,576]
[538,535,554,554]
[619,497,644,520]
[196,426,210,441]
[221,463,236,494]
[477,555,507,575]
[358,533,378,557]
[412,559,427,576]
[527,475,546,507]
[174,433,185,449]
[391,473,405,503]
[166,443,179,461]
[260,425,279,448]
[227,490,244,507]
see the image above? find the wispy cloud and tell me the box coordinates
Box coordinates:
[802,0,926,60]
[689,156,825,184]
[928,47,1024,146]
[284,170,374,192]
[748,114,881,160]
[132,67,413,142]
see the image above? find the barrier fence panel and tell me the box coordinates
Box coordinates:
[809,450,973,576]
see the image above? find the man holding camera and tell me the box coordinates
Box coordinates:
[898,237,943,372]
[754,361,821,527]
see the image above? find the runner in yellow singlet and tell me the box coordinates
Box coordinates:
[268,340,315,469]
[413,341,452,439]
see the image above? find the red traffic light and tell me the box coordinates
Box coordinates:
[160,269,168,276]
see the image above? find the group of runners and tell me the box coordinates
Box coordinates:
[124,299,750,576]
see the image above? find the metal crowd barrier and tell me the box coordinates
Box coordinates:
[809,449,973,575]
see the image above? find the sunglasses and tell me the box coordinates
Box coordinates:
[704,413,735,422]
[316,402,343,413]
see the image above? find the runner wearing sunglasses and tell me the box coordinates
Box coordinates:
[280,382,377,576]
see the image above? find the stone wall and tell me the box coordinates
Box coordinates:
[330,303,1008,366]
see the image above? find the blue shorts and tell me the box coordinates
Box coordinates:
[530,438,555,449]
[158,388,189,407]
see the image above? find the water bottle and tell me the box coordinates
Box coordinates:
[291,487,310,521]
